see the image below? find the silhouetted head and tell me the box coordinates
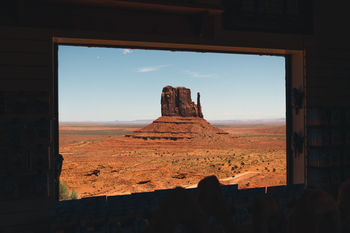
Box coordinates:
[289,188,340,233]
[197,175,224,215]
[197,175,235,232]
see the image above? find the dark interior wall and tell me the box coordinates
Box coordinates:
[0,0,349,231]
[0,28,55,231]
[304,1,350,191]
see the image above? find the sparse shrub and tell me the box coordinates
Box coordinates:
[59,182,70,200]
[171,160,179,165]
[241,161,245,166]
[59,183,79,200]
[70,189,79,199]
[273,168,276,172]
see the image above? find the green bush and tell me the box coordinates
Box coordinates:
[59,182,70,200]
[59,182,79,201]
[70,189,79,199]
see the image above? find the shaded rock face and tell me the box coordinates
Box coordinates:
[161,86,203,118]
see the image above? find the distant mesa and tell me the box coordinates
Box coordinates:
[126,86,234,144]
[161,86,203,118]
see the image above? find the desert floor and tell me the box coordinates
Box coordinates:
[59,123,286,199]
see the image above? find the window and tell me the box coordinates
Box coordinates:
[54,41,302,201]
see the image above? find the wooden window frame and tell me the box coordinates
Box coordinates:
[51,37,306,200]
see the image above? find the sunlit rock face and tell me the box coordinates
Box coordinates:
[161,86,203,118]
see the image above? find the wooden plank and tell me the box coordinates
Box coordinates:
[0,39,50,54]
[289,52,305,185]
[53,36,302,55]
[51,0,223,12]
[307,59,350,68]
[307,76,350,88]
[0,79,49,91]
[0,52,50,67]
[306,48,350,60]
[308,87,350,98]
[0,210,51,227]
[0,66,49,80]
[308,98,350,108]
[0,27,50,41]
[0,198,52,214]
[1,223,49,233]
[307,72,350,81]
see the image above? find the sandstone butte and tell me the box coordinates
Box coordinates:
[126,86,235,145]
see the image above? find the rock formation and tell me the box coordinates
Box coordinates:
[161,86,203,118]
[126,86,234,145]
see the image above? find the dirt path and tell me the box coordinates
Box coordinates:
[221,171,260,183]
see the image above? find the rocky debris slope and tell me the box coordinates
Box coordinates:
[126,116,231,142]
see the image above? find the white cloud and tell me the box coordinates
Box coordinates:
[123,49,133,54]
[185,70,216,78]
[96,56,100,59]
[137,65,169,73]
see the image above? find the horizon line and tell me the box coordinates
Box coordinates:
[59,118,286,123]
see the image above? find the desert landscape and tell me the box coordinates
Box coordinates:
[59,122,286,199]
[59,86,286,199]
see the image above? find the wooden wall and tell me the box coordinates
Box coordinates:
[0,0,349,230]
[304,1,350,191]
[0,28,55,232]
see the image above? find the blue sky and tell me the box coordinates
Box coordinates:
[58,46,285,121]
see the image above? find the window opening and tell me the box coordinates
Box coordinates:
[58,45,286,200]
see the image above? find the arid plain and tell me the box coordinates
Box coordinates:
[59,122,286,199]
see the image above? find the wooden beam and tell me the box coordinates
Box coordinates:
[53,36,302,55]
[50,0,224,14]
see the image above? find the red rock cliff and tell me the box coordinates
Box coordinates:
[161,86,203,118]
